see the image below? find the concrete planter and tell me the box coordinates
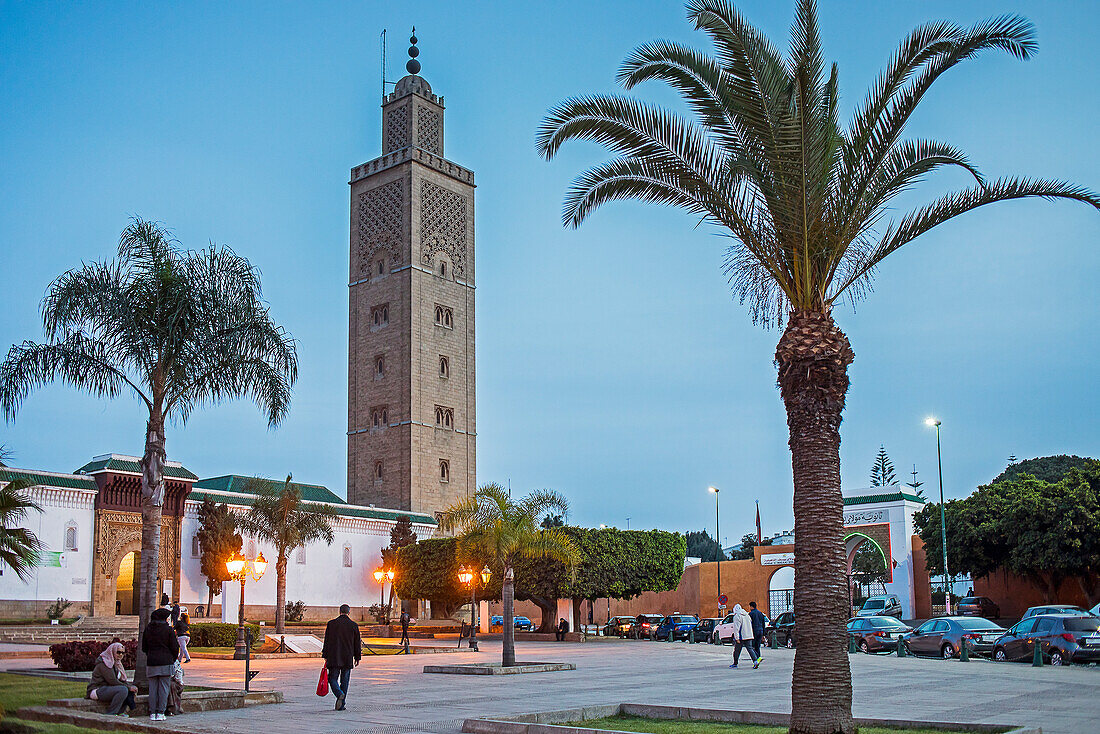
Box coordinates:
[424,661,576,675]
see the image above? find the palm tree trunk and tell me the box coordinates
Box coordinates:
[275,555,287,633]
[502,565,516,667]
[776,311,855,734]
[136,413,167,687]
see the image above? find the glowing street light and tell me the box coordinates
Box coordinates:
[457,565,485,651]
[225,550,267,660]
[925,416,952,614]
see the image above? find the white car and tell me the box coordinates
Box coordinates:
[712,611,769,644]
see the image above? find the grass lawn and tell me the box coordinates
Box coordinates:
[0,672,101,734]
[567,715,980,734]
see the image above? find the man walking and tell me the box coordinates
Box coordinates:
[399,610,411,650]
[727,604,759,670]
[748,601,767,664]
[322,604,361,711]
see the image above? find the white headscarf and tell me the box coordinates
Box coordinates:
[98,642,127,681]
[732,603,745,615]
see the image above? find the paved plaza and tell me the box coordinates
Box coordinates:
[4,639,1098,734]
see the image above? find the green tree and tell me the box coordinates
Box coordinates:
[540,514,565,528]
[870,446,897,487]
[850,542,887,586]
[729,531,771,560]
[440,483,580,666]
[685,529,726,561]
[393,538,472,619]
[196,498,242,617]
[237,475,337,633]
[537,2,1098,729]
[380,515,418,619]
[0,219,298,681]
[992,454,1098,484]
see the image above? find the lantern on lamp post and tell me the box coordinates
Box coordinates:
[458,565,490,651]
[225,550,267,660]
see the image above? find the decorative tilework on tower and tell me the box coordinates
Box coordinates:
[348,35,475,517]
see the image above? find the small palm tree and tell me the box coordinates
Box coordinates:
[0,219,298,680]
[538,1,1098,731]
[0,473,45,581]
[440,483,579,666]
[237,475,337,633]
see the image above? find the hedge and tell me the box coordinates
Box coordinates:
[188,622,262,647]
[49,640,137,672]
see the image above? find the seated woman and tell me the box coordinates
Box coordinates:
[86,642,137,716]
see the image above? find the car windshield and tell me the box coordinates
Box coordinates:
[1064,618,1100,632]
[672,616,697,623]
[863,600,885,609]
[868,618,907,629]
[956,618,1002,630]
[959,598,978,604]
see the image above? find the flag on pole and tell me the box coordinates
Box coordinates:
[756,500,762,544]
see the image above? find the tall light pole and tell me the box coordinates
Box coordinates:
[925,417,951,614]
[709,486,721,616]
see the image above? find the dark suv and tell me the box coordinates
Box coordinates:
[956,596,1000,619]
[632,614,664,639]
[993,614,1100,665]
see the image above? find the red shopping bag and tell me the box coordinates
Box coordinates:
[316,667,329,697]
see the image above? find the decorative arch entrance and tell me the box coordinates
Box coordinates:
[768,565,795,617]
[115,550,140,615]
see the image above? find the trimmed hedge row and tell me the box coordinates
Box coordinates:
[49,640,137,672]
[188,622,262,647]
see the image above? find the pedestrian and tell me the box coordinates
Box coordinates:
[142,607,180,721]
[399,610,411,648]
[166,659,184,716]
[175,611,191,663]
[748,601,767,663]
[727,604,759,670]
[160,593,170,608]
[555,617,570,641]
[170,600,180,626]
[321,603,361,711]
[86,641,137,716]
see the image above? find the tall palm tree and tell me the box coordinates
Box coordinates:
[439,483,579,666]
[537,1,1098,731]
[0,474,45,582]
[0,219,298,681]
[237,475,336,633]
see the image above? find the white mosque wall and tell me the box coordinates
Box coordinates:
[0,485,97,617]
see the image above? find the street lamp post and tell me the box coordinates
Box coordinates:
[709,486,721,617]
[225,550,267,660]
[925,417,951,614]
[458,565,491,651]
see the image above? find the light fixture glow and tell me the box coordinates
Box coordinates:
[252,552,268,580]
[226,552,245,576]
[708,486,719,494]
[480,565,492,585]
[373,568,385,583]
[925,417,941,427]
[457,566,473,585]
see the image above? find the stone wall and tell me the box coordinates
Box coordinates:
[974,569,1096,618]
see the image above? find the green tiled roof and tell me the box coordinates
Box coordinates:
[0,468,97,491]
[75,457,198,480]
[193,475,344,504]
[844,491,925,506]
[188,476,436,525]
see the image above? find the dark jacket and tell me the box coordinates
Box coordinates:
[174,619,189,637]
[400,612,410,631]
[87,661,126,697]
[749,608,767,635]
[322,614,361,669]
[142,620,181,667]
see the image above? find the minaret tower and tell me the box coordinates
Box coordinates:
[348,30,476,516]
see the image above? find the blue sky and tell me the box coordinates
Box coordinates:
[1,1,1097,545]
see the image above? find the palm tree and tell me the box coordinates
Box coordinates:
[0,219,298,680]
[0,470,45,581]
[537,1,1098,731]
[439,483,579,666]
[237,475,337,633]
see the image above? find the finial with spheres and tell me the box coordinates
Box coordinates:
[406,27,421,75]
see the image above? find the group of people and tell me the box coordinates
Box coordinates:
[726,601,768,670]
[85,595,193,719]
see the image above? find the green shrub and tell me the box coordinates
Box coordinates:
[45,598,72,621]
[188,622,261,647]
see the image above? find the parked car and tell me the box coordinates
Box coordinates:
[1090,603,1100,618]
[900,616,1005,658]
[1020,604,1088,620]
[856,594,903,619]
[654,615,699,641]
[632,614,665,639]
[602,616,636,637]
[955,596,1000,619]
[992,614,1100,665]
[690,618,721,644]
[846,616,912,653]
[513,615,535,631]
